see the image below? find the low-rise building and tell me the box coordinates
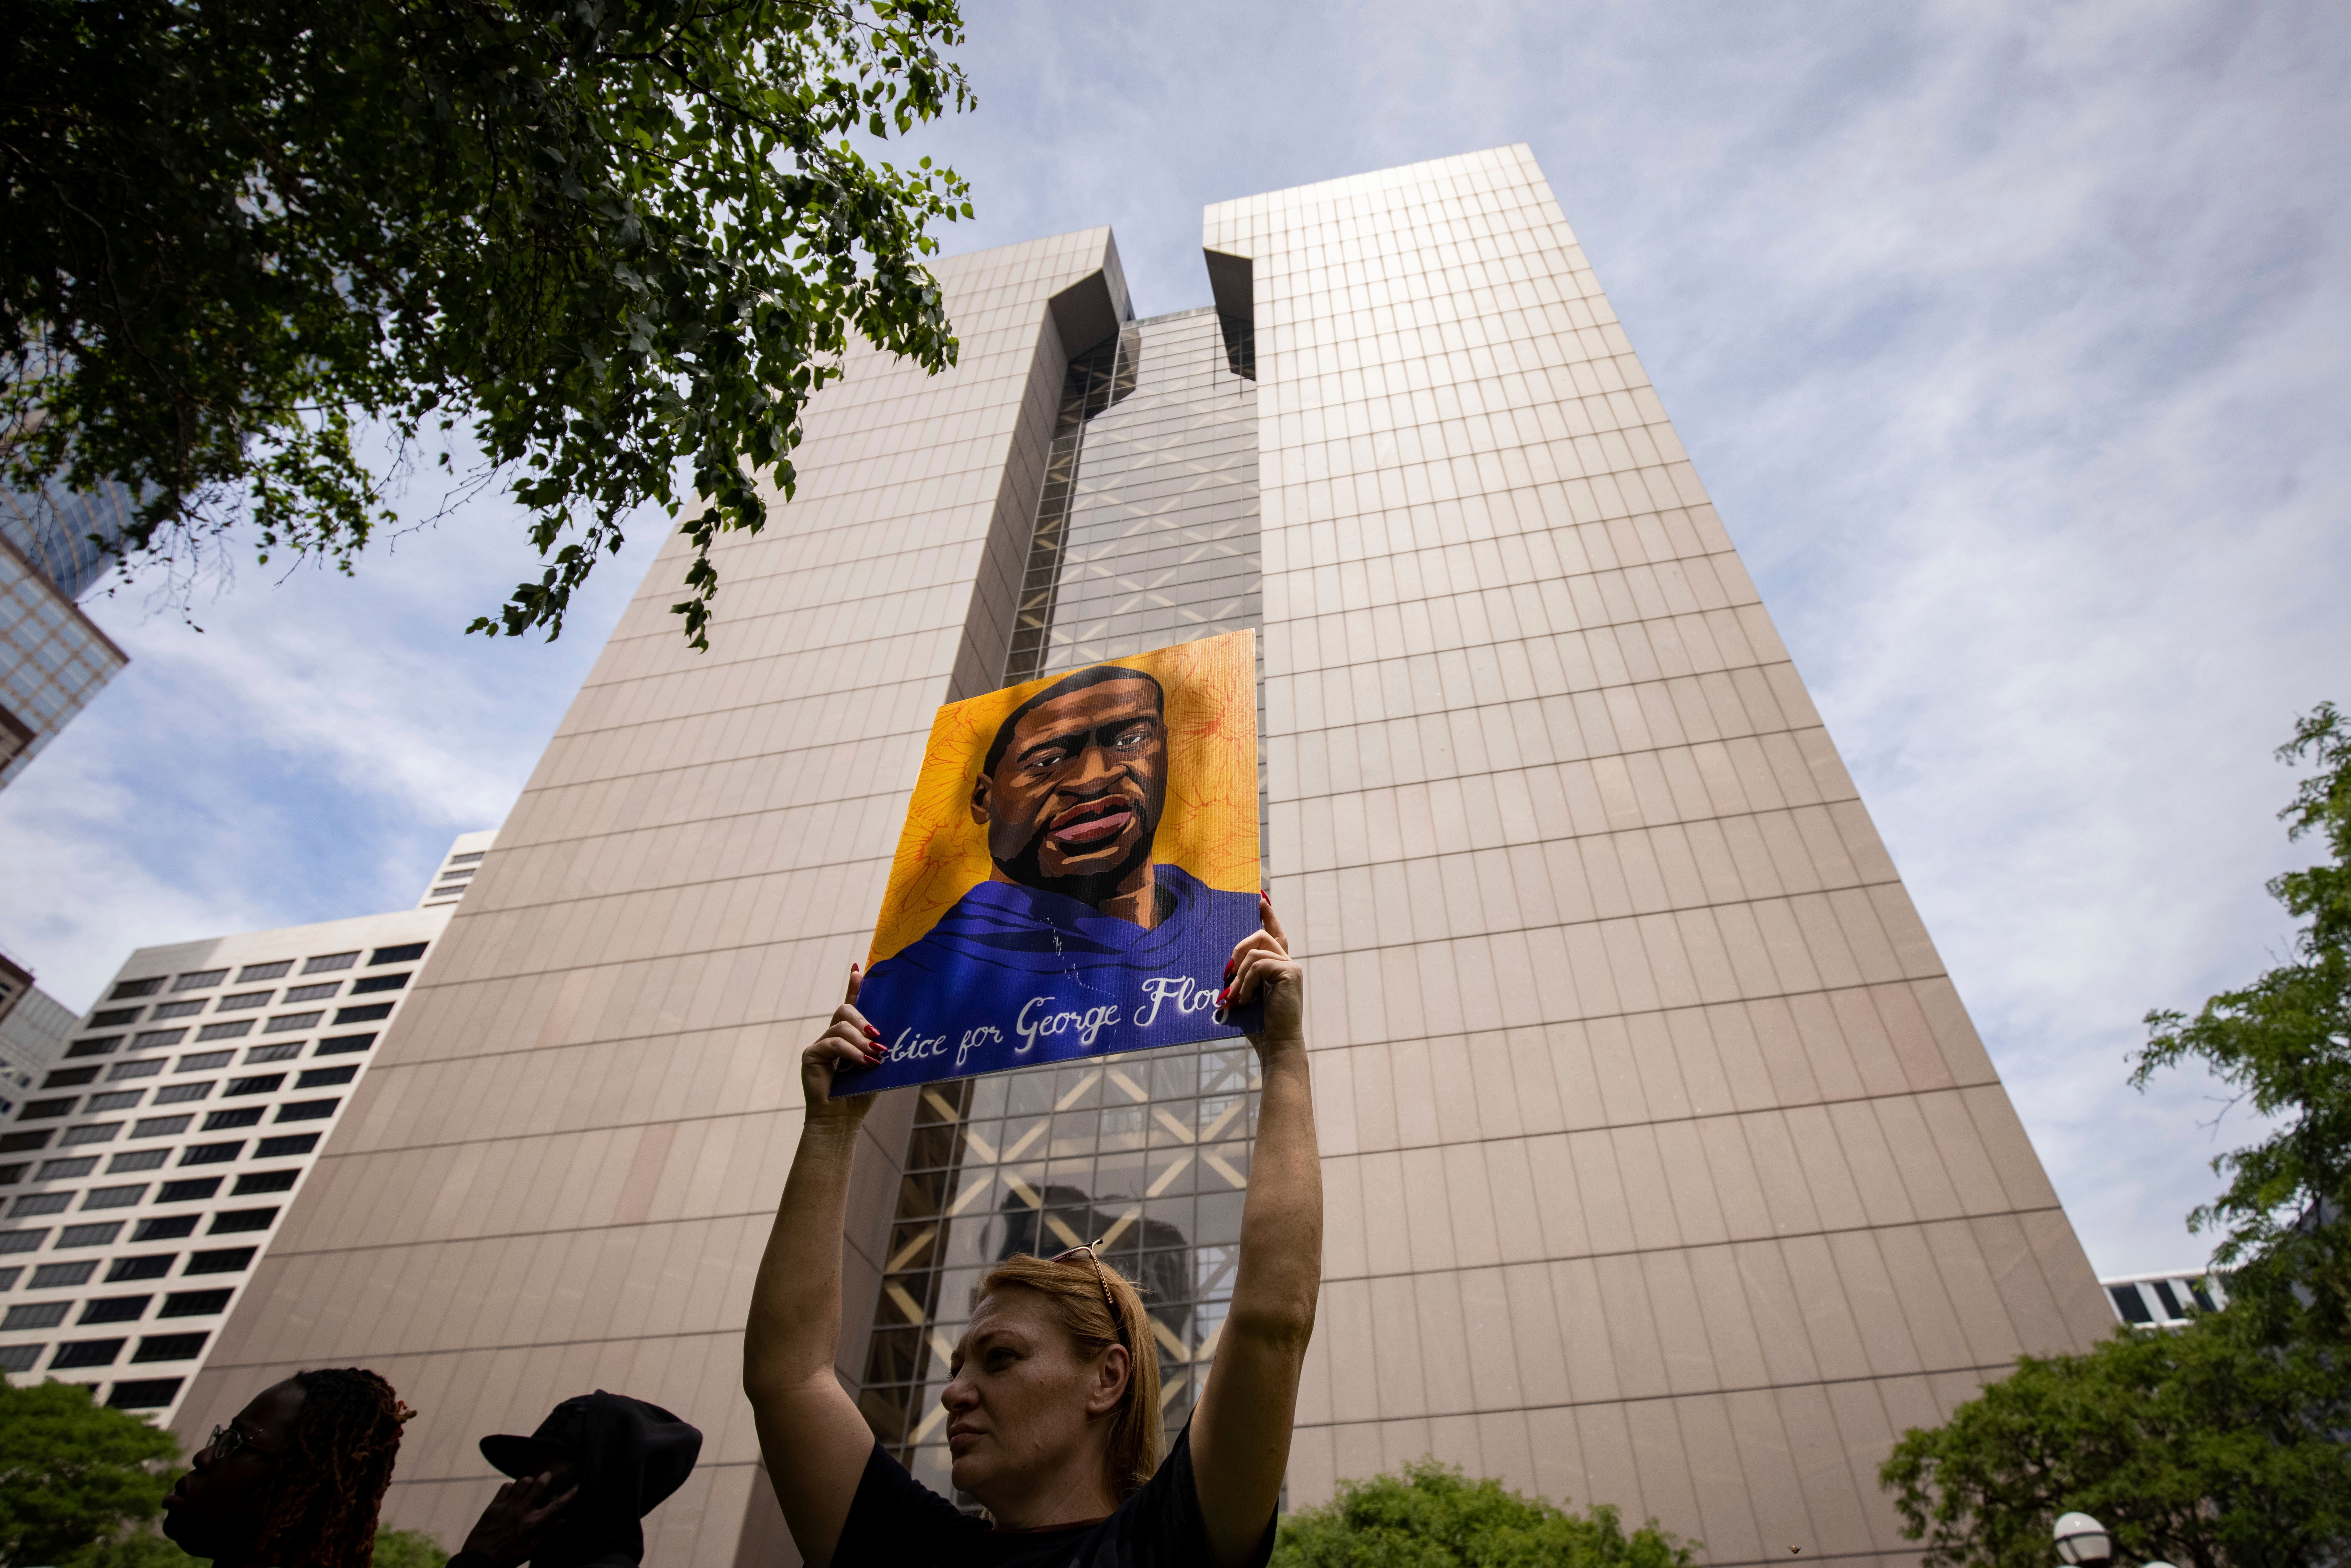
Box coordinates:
[0,833,495,1419]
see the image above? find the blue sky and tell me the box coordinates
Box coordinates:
[3,0,2346,1277]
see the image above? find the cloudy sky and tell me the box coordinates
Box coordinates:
[4,0,2346,1278]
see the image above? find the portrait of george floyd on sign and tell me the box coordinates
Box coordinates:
[839,629,1263,1097]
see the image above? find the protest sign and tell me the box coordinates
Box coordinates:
[838,630,1262,1096]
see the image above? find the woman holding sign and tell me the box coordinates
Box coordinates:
[743,894,1319,1568]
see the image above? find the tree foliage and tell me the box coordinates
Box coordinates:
[62,1527,202,1568]
[2,0,973,647]
[368,1527,450,1568]
[2136,701,2351,1338]
[1878,1315,2351,1568]
[0,1380,180,1568]
[1879,704,2351,1568]
[1270,1459,1694,1568]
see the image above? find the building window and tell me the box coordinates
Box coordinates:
[107,1377,185,1409]
[332,1003,394,1025]
[262,1012,324,1034]
[348,973,409,996]
[235,961,294,983]
[153,1083,213,1106]
[80,1296,150,1324]
[50,1338,127,1368]
[17,1097,76,1120]
[447,852,485,865]
[87,1007,143,1027]
[134,1331,208,1363]
[64,1037,123,1060]
[31,1260,100,1286]
[84,1091,144,1113]
[59,1222,126,1247]
[10,1193,70,1216]
[0,1345,42,1372]
[208,1208,276,1235]
[108,979,166,1001]
[201,1108,264,1131]
[158,1178,223,1202]
[130,1029,189,1050]
[60,1123,123,1146]
[194,1021,255,1042]
[294,1066,357,1090]
[176,1051,234,1073]
[242,1043,301,1064]
[283,982,340,1003]
[212,992,272,1013]
[130,1116,195,1139]
[107,1059,166,1081]
[315,1034,376,1057]
[0,1131,56,1154]
[131,1216,199,1242]
[82,1184,147,1210]
[371,943,429,965]
[148,1002,204,1021]
[2,1302,69,1329]
[2108,1284,2154,1324]
[275,1099,339,1123]
[170,970,229,993]
[253,1134,319,1158]
[0,1166,26,1187]
[231,1170,298,1195]
[225,1075,285,1097]
[105,1256,175,1282]
[301,952,360,975]
[161,1289,233,1317]
[104,1150,168,1174]
[178,1142,243,1166]
[184,1247,255,1275]
[36,1157,99,1180]
[41,1067,100,1089]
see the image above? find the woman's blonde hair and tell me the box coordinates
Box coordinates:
[976,1250,1162,1499]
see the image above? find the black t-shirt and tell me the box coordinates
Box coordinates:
[831,1425,1275,1568]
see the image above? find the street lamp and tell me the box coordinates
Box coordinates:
[2054,1513,2114,1568]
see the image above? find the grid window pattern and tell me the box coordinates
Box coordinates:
[858,1047,1260,1498]
[858,304,1266,1503]
[0,534,127,787]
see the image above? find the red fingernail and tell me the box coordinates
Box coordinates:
[1223,959,1235,979]
[1216,988,1230,1006]
[864,1025,881,1039]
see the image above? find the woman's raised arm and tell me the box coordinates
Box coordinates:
[1189,892,1322,1568]
[742,969,889,1568]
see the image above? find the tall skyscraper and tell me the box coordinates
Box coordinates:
[0,835,485,1418]
[0,978,75,1119]
[0,480,130,788]
[185,149,2110,1567]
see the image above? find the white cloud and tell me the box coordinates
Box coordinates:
[4,0,2344,1280]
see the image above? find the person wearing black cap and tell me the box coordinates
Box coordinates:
[446,1391,702,1568]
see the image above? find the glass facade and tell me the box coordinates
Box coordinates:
[0,479,133,602]
[0,531,126,788]
[857,304,1268,1498]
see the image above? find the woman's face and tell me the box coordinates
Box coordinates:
[941,1287,1128,1506]
[162,1378,305,1560]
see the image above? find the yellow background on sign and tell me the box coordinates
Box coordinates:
[867,630,1260,967]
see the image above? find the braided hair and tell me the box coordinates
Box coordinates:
[251,1369,413,1568]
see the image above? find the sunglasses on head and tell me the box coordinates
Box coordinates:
[1051,1239,1123,1346]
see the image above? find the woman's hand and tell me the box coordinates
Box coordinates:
[802,965,887,1118]
[1222,891,1302,1053]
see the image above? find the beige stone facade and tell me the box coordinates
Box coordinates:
[180,148,2106,1568]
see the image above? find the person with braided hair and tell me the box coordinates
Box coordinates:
[163,1367,412,1568]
